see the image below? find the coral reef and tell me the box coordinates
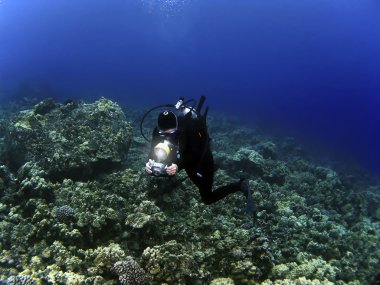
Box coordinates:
[56,205,75,222]
[210,278,235,285]
[4,97,132,180]
[0,98,379,285]
[142,240,198,283]
[112,256,151,285]
[6,275,37,285]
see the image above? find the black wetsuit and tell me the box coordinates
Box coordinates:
[149,111,241,205]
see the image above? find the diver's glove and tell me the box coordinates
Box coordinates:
[240,179,256,215]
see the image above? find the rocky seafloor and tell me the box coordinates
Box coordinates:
[0,97,379,285]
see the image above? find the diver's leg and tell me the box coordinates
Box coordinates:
[204,182,242,204]
[188,150,241,205]
[186,150,214,204]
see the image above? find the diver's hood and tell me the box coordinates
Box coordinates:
[140,96,208,143]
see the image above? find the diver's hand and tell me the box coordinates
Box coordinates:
[145,159,154,174]
[166,163,178,176]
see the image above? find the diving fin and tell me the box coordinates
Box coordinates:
[197,95,206,114]
[203,106,209,121]
[240,179,256,215]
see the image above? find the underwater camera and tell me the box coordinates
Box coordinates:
[149,161,167,177]
[149,140,178,177]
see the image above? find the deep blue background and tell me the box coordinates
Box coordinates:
[0,0,379,175]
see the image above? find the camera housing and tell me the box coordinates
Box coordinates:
[149,162,168,177]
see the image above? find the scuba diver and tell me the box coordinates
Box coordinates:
[141,96,255,214]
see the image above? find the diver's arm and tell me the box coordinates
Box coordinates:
[174,129,199,170]
[146,128,160,174]
[147,128,160,160]
[173,129,187,170]
[166,163,178,176]
[145,159,154,174]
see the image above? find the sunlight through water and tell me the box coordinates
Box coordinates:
[141,0,189,16]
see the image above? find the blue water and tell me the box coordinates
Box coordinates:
[0,0,379,175]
